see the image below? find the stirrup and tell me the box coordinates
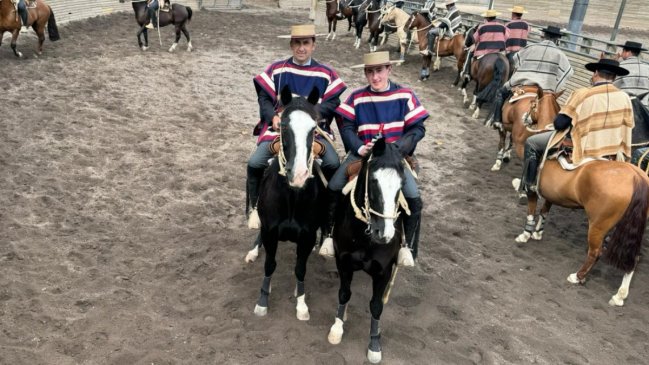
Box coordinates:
[397,247,415,267]
[319,236,335,257]
[145,22,154,29]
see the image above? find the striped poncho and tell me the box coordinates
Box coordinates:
[253,57,346,144]
[614,56,649,101]
[508,40,574,92]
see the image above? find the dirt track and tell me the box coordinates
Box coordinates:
[1,5,648,365]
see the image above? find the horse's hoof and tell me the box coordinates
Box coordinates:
[367,349,382,364]
[141,46,148,51]
[609,295,625,307]
[17,51,24,58]
[490,161,501,171]
[567,273,585,284]
[328,318,344,344]
[254,304,268,316]
[515,231,531,243]
[531,230,543,240]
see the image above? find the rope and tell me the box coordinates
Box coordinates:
[382,265,399,304]
[638,148,649,172]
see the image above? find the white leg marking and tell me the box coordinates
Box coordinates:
[328,317,344,344]
[397,247,415,267]
[168,42,178,53]
[254,304,267,316]
[296,294,310,321]
[491,160,502,171]
[609,270,635,306]
[515,231,531,243]
[247,208,261,229]
[187,41,193,52]
[367,349,382,364]
[141,46,149,51]
[319,237,335,257]
[245,245,259,263]
[472,106,480,119]
[567,273,585,284]
[512,178,521,191]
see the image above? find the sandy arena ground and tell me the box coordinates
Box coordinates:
[1,4,648,365]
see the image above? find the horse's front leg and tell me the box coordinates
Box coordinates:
[491,129,507,171]
[10,30,23,58]
[293,233,316,321]
[531,200,552,240]
[328,255,353,345]
[366,266,393,364]
[254,230,278,316]
[515,191,539,243]
[181,25,192,51]
[609,257,639,306]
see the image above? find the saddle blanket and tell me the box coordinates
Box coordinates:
[557,155,606,170]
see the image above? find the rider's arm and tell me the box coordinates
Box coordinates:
[255,85,278,126]
[553,114,572,130]
[317,97,342,123]
[340,117,365,155]
[394,121,426,155]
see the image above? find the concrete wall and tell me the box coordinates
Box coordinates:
[47,0,200,24]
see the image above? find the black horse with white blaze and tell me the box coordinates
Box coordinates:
[125,0,193,52]
[326,138,411,364]
[253,86,328,321]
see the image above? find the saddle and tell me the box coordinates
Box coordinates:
[508,86,538,104]
[345,155,419,181]
[161,0,171,12]
[268,136,326,158]
[27,0,36,8]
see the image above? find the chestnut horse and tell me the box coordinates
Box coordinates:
[405,11,465,83]
[489,84,564,172]
[325,0,353,41]
[0,0,59,57]
[126,0,193,53]
[513,150,649,306]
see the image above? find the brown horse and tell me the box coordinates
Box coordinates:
[325,0,353,41]
[0,0,59,57]
[405,11,465,83]
[513,153,649,306]
[125,0,193,52]
[490,85,564,172]
[461,53,510,119]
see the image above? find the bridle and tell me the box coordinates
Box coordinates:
[276,114,317,179]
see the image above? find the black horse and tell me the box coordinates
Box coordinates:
[353,0,383,51]
[125,0,193,52]
[252,86,327,321]
[326,138,411,364]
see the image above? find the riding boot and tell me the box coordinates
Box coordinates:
[487,87,511,129]
[402,196,423,261]
[246,165,264,229]
[520,147,539,193]
[319,189,341,257]
[427,34,436,55]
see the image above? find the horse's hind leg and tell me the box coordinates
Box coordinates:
[169,25,182,52]
[181,25,192,51]
[568,220,611,284]
[328,257,353,345]
[365,266,393,363]
[254,232,278,317]
[491,129,507,171]
[293,237,316,321]
[609,257,639,306]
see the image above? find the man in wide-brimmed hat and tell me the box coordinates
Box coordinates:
[319,51,428,265]
[487,25,573,128]
[472,9,509,57]
[245,24,347,230]
[426,0,463,57]
[517,58,633,195]
[614,41,649,106]
[505,5,529,75]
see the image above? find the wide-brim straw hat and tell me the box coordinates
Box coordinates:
[584,58,629,76]
[350,51,404,69]
[509,5,528,14]
[541,25,563,37]
[481,9,501,17]
[277,24,325,39]
[617,40,647,52]
[444,0,457,5]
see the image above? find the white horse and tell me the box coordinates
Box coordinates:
[379,5,417,61]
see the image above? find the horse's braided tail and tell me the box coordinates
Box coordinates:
[47,6,60,42]
[476,55,506,105]
[603,173,649,272]
[186,6,193,23]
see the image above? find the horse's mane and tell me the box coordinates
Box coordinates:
[363,141,404,175]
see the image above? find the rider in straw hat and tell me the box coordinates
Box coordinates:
[472,9,509,58]
[614,41,649,105]
[518,58,633,196]
[487,25,573,129]
[426,1,463,57]
[319,51,428,265]
[505,5,529,76]
[246,24,347,231]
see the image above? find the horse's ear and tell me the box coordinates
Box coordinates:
[280,85,292,106]
[307,87,320,106]
[373,137,387,156]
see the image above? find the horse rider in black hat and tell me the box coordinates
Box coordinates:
[614,41,649,106]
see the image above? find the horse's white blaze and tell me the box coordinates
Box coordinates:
[609,270,634,306]
[328,318,344,344]
[296,294,310,321]
[373,168,401,241]
[288,110,316,188]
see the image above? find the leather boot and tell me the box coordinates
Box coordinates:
[402,197,423,260]
[427,34,436,55]
[487,87,511,128]
[520,150,539,193]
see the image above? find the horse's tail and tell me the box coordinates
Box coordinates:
[186,6,193,23]
[603,174,649,272]
[47,6,60,42]
[476,55,507,104]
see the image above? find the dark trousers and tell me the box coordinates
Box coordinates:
[520,131,553,192]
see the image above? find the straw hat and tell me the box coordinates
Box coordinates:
[585,58,629,76]
[277,24,320,39]
[617,40,647,52]
[481,9,500,17]
[509,5,528,14]
[350,51,404,69]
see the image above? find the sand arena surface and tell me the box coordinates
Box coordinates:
[1,5,648,365]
